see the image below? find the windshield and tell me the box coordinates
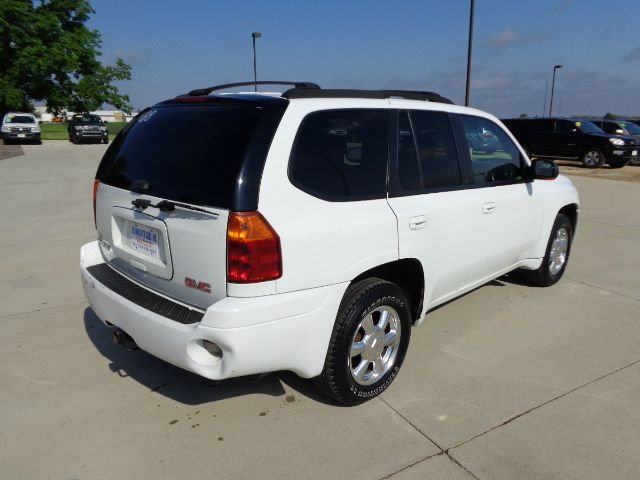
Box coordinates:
[619,122,640,135]
[5,115,35,124]
[577,121,603,134]
[75,115,103,124]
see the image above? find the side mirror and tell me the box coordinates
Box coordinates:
[530,159,558,180]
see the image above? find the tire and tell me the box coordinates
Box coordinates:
[581,149,604,168]
[521,213,572,287]
[3,138,10,145]
[314,278,412,405]
[608,158,628,169]
[102,138,109,144]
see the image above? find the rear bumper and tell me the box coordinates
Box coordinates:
[80,241,346,379]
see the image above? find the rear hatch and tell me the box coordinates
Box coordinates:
[94,98,287,309]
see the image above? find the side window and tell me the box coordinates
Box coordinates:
[536,120,554,133]
[289,110,388,200]
[460,115,524,185]
[554,120,575,134]
[410,110,461,189]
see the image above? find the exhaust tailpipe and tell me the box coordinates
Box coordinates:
[111,328,138,351]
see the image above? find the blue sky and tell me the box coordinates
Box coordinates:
[90,0,640,117]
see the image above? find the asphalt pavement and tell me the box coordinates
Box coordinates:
[1,141,639,479]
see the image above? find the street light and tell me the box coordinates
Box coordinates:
[251,32,262,92]
[464,0,475,107]
[549,64,563,117]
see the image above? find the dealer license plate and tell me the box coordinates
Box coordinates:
[632,150,638,156]
[17,134,26,138]
[130,223,159,259]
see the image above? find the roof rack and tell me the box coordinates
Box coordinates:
[187,81,320,97]
[282,88,454,104]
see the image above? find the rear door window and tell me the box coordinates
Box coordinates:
[460,115,524,185]
[396,110,461,192]
[289,109,389,200]
[97,105,279,209]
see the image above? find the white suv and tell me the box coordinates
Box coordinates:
[80,81,579,405]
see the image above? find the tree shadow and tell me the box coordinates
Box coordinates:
[83,308,337,406]
[0,143,25,160]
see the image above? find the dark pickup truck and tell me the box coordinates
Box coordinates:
[68,114,109,144]
[502,118,639,168]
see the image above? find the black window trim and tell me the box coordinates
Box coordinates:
[287,108,392,203]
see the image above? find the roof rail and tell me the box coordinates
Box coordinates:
[282,88,454,104]
[187,81,320,97]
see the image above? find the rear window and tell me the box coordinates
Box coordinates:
[97,105,280,209]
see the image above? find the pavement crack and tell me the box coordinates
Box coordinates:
[449,358,640,451]
[566,277,640,303]
[580,218,640,232]
[379,398,481,480]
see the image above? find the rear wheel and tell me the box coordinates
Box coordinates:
[314,278,412,405]
[521,213,572,287]
[581,149,604,168]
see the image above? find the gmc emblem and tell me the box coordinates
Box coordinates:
[184,277,212,293]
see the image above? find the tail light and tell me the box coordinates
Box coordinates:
[93,180,100,229]
[227,212,282,283]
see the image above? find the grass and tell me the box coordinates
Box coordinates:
[40,122,126,141]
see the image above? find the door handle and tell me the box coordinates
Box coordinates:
[409,215,427,230]
[482,202,496,214]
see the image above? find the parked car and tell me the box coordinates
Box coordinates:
[465,125,501,153]
[80,81,579,405]
[1,112,41,144]
[502,117,638,168]
[591,120,640,165]
[68,114,109,144]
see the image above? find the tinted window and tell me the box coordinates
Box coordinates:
[411,110,460,189]
[577,121,603,134]
[620,122,640,134]
[536,120,554,133]
[461,115,524,185]
[554,120,576,134]
[97,105,274,209]
[289,110,388,200]
[397,112,421,190]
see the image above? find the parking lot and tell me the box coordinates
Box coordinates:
[1,141,639,479]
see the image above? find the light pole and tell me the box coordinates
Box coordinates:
[252,32,262,92]
[549,64,562,117]
[464,0,475,107]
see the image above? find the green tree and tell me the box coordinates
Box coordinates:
[0,0,131,114]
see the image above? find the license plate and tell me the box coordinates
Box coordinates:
[17,133,26,138]
[632,150,638,156]
[130,223,159,259]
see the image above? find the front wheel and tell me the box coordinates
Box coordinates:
[521,213,572,287]
[581,149,604,168]
[314,278,412,405]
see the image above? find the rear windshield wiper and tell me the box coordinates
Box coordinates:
[131,198,218,216]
